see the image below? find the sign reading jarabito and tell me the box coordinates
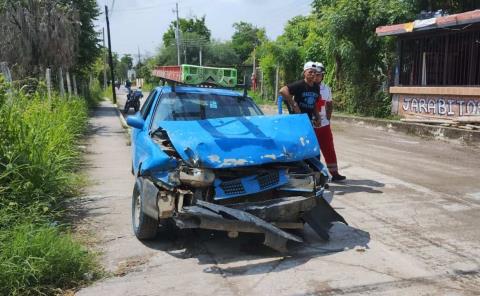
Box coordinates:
[399,95,480,116]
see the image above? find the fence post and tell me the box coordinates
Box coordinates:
[277,95,283,114]
[1,62,13,101]
[89,74,93,88]
[259,69,264,99]
[1,62,12,83]
[274,65,279,102]
[59,67,65,97]
[66,71,72,98]
[46,68,52,101]
[73,74,78,96]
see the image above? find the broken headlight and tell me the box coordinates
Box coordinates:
[179,167,215,188]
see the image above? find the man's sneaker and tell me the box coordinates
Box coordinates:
[331,174,346,182]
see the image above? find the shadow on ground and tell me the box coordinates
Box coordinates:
[329,178,385,196]
[140,220,370,277]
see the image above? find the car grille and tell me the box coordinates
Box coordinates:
[258,171,280,190]
[220,180,246,195]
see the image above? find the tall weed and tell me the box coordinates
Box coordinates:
[0,223,98,296]
[0,94,87,221]
[0,78,101,295]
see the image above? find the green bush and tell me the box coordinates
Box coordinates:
[0,78,100,295]
[141,81,156,92]
[0,94,87,219]
[84,81,104,108]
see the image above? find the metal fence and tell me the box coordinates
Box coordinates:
[398,24,480,86]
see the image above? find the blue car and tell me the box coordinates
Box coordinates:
[126,85,347,252]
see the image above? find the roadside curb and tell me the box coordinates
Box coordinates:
[113,103,129,128]
[109,99,131,136]
[333,114,480,146]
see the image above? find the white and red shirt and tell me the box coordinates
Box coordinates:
[315,82,332,127]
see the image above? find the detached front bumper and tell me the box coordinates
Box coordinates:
[174,194,347,252]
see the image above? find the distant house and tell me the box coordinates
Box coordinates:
[376,9,480,118]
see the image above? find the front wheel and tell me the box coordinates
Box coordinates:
[123,102,130,114]
[132,183,158,239]
[134,100,140,112]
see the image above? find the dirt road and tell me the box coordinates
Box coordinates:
[76,97,480,295]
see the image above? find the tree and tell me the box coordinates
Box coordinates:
[310,0,415,116]
[410,0,478,13]
[162,16,211,47]
[203,40,240,66]
[160,16,212,65]
[155,44,179,66]
[68,0,101,76]
[135,56,157,83]
[0,0,100,82]
[231,22,267,63]
[114,54,133,81]
[120,55,133,70]
[0,1,80,76]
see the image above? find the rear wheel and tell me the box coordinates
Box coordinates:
[131,183,158,239]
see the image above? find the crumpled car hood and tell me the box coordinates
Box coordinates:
[158,114,319,169]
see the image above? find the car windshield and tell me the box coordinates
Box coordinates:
[151,92,263,125]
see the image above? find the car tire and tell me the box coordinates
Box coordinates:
[131,183,158,239]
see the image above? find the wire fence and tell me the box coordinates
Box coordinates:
[1,62,91,99]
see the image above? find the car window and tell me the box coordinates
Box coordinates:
[140,90,157,119]
[150,92,262,130]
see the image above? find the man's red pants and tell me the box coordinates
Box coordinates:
[314,125,338,175]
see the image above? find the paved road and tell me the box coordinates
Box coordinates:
[76,99,480,295]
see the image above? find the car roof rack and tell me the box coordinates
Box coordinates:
[152,64,238,89]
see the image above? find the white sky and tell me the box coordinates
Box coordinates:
[95,0,313,60]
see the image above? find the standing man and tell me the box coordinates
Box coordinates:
[279,61,322,127]
[313,62,346,182]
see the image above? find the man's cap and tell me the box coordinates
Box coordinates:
[303,61,318,72]
[315,62,326,74]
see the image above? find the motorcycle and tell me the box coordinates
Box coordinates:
[124,88,143,113]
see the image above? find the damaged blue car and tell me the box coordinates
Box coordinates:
[126,85,347,252]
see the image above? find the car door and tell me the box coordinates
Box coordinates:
[131,89,160,175]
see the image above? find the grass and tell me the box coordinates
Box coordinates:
[0,76,102,295]
[141,82,156,92]
[0,224,98,296]
[248,90,276,106]
[102,84,113,101]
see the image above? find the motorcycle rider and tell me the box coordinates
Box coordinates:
[124,85,143,113]
[125,79,132,100]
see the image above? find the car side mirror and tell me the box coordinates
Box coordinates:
[126,115,145,129]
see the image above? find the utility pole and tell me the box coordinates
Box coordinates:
[102,28,107,90]
[252,47,256,91]
[137,45,141,65]
[105,5,116,104]
[174,3,181,65]
[199,46,202,66]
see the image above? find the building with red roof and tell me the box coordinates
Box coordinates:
[376,9,480,118]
